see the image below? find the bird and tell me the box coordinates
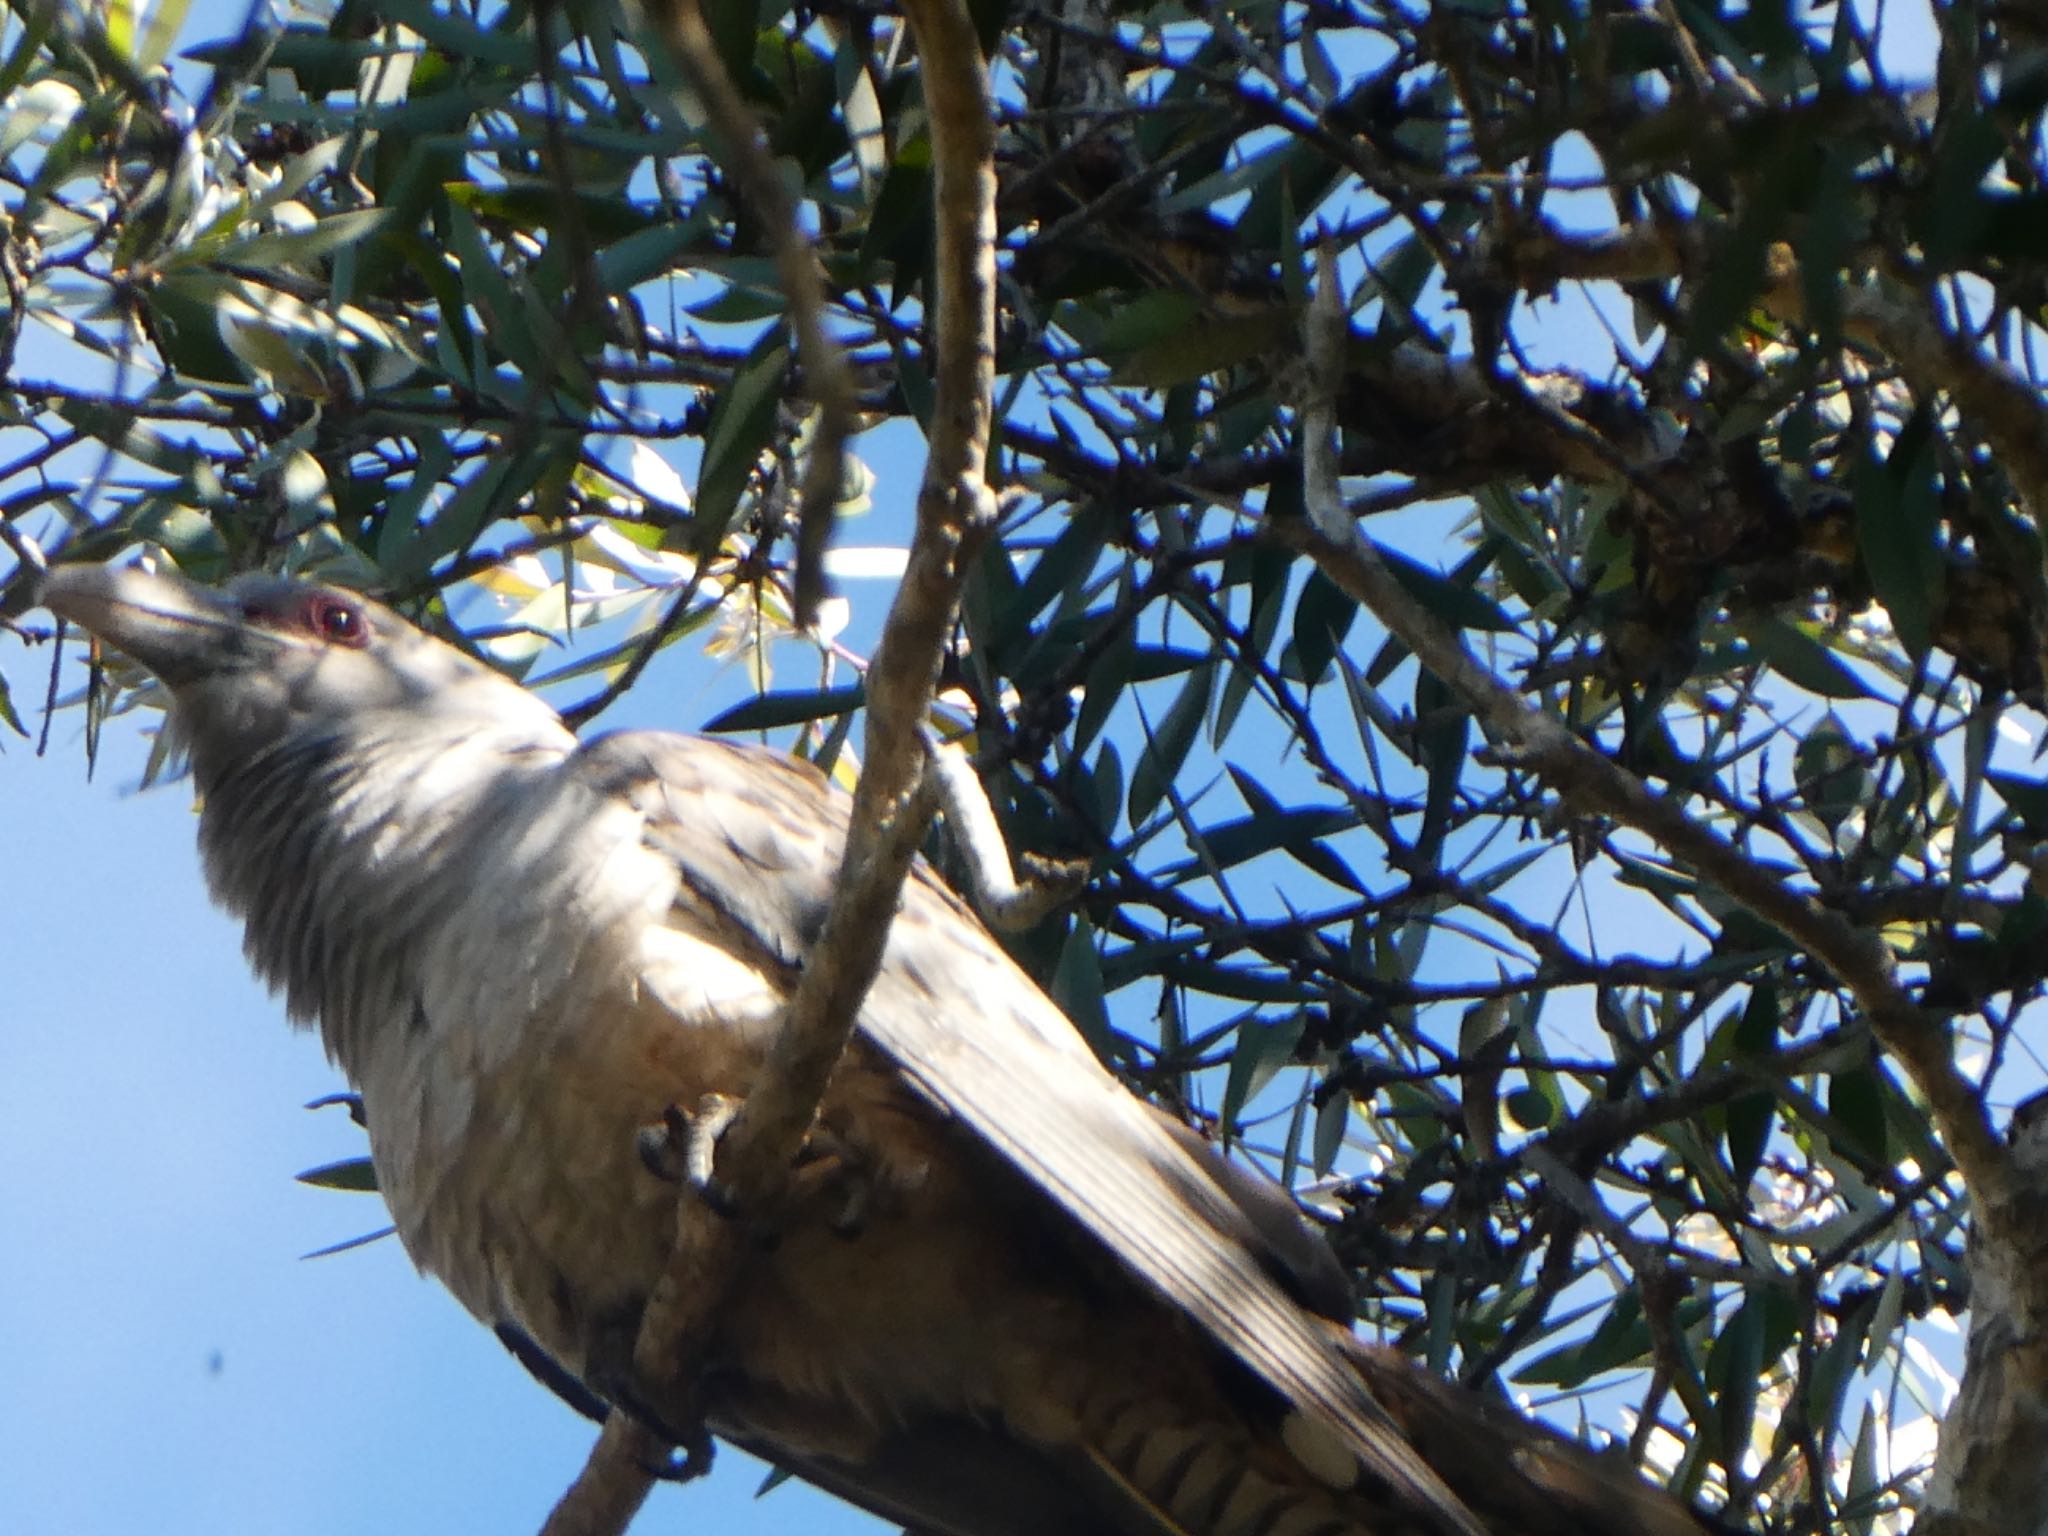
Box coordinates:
[41,561,1718,1536]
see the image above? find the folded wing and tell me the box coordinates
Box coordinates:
[578,730,1486,1536]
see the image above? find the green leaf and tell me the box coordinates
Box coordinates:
[1845,1403,1881,1536]
[1736,615,1869,699]
[1217,542,1291,743]
[596,223,703,292]
[48,398,197,474]
[1998,890,2048,952]
[1085,742,1124,837]
[859,135,933,301]
[1050,916,1113,1058]
[1219,1011,1306,1141]
[1289,569,1357,686]
[1827,1063,1890,1163]
[1413,669,1467,871]
[1359,235,1441,342]
[1075,586,1136,756]
[300,1226,398,1260]
[1708,1295,1765,1463]
[296,1157,380,1192]
[133,501,229,570]
[688,285,789,324]
[0,78,80,164]
[1919,112,2009,270]
[1128,662,1214,828]
[1198,806,1361,871]
[1853,420,1943,659]
[695,326,789,542]
[1807,1293,1876,1454]
[1517,1289,1651,1387]
[1160,135,1304,216]
[1988,769,2048,835]
[0,10,59,105]
[390,452,519,581]
[1717,983,1780,1189]
[703,685,864,733]
[1007,505,1110,631]
[1311,1086,1351,1178]
[1378,541,1514,632]
[216,208,391,268]
[372,0,534,66]
[1799,150,1856,353]
[375,433,455,570]
[445,201,536,375]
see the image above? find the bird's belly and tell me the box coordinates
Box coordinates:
[345,975,1404,1536]
[374,980,1074,1449]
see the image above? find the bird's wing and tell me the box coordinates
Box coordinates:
[574,730,1484,1536]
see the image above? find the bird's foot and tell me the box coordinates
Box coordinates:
[787,1126,874,1237]
[589,1365,719,1484]
[636,1094,745,1218]
[637,1093,905,1236]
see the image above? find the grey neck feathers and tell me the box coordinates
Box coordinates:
[192,713,577,1079]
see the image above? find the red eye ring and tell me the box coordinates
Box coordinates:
[305,593,369,649]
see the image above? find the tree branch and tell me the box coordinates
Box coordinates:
[537,1418,663,1536]
[641,0,857,631]
[1921,1094,2048,1536]
[1288,249,2015,1227]
[727,0,996,1213]
[1497,216,2048,528]
[538,4,999,1532]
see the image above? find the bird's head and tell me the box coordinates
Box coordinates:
[38,562,565,785]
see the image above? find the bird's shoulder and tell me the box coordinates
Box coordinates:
[567,730,849,966]
[565,728,1001,979]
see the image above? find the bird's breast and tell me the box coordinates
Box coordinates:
[353,916,1066,1450]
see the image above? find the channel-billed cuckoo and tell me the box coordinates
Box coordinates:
[42,562,1718,1536]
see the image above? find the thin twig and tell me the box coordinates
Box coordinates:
[925,729,1085,930]
[641,0,857,631]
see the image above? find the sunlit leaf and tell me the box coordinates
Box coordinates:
[695,326,789,544]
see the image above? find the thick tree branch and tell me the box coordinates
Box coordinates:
[926,730,1086,930]
[1921,1095,2048,1536]
[732,0,996,1200]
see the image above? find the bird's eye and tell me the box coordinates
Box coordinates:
[305,594,369,649]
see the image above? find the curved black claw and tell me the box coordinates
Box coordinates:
[639,1426,715,1483]
[636,1096,745,1218]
